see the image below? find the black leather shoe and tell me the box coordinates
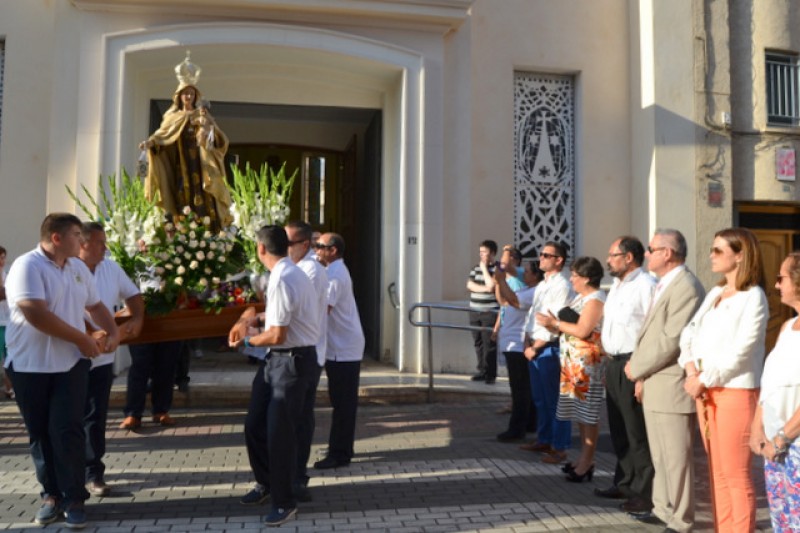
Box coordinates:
[496,430,524,442]
[313,456,350,470]
[471,373,486,381]
[593,485,625,499]
[485,377,496,384]
[619,496,652,514]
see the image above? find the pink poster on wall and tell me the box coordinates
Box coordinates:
[776,147,796,182]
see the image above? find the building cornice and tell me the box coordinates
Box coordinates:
[70,0,474,32]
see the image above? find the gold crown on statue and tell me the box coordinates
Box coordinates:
[175,50,201,87]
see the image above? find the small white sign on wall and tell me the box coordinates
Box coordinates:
[776,147,796,182]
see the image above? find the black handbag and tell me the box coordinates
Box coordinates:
[557,306,580,324]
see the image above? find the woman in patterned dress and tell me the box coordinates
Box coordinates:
[750,252,800,532]
[537,256,605,482]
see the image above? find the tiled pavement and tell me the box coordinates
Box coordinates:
[0,355,774,532]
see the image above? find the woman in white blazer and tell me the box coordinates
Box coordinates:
[679,227,768,533]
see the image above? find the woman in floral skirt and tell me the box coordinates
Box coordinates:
[537,256,605,482]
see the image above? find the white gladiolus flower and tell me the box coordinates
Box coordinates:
[176,245,184,254]
[189,260,199,270]
[184,252,191,260]
[219,256,226,263]
[189,240,198,249]
[207,251,215,260]
[203,216,211,226]
[175,276,184,285]
[198,278,208,287]
[209,242,217,250]
[196,251,205,260]
[177,265,186,275]
[189,221,198,230]
[189,231,196,240]
[155,266,165,275]
[165,263,174,270]
[204,267,212,275]
[182,206,192,216]
[212,277,221,284]
[173,257,181,264]
[204,231,212,239]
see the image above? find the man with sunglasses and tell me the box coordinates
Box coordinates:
[313,233,364,470]
[521,241,573,464]
[596,236,656,516]
[624,229,704,532]
[285,221,328,501]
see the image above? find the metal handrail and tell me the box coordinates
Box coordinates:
[408,301,497,402]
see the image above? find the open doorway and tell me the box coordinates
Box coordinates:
[148,100,383,359]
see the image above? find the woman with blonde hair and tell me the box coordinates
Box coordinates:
[679,227,768,532]
[750,252,800,532]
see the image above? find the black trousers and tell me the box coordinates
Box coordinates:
[296,362,323,485]
[505,351,532,437]
[9,359,91,506]
[605,355,654,501]
[85,363,115,483]
[245,347,316,509]
[124,341,181,417]
[470,310,497,378]
[325,360,361,462]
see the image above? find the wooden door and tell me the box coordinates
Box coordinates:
[752,230,793,351]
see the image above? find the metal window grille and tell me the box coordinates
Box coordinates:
[766,52,800,126]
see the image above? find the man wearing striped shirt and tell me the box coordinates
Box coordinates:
[466,240,499,384]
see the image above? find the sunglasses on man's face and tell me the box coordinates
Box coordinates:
[314,242,334,250]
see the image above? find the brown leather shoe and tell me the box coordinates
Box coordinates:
[519,441,552,453]
[119,416,141,430]
[541,449,568,464]
[153,413,176,426]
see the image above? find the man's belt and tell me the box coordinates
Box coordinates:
[608,352,632,360]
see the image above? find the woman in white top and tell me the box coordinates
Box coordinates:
[750,252,800,532]
[679,227,768,532]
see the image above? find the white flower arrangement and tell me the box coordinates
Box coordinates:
[229,162,297,273]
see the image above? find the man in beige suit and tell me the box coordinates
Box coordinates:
[625,229,704,533]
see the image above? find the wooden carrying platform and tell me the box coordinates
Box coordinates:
[115,304,264,344]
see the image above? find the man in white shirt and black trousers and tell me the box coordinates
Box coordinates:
[313,232,365,470]
[4,213,119,529]
[229,225,319,527]
[597,236,656,517]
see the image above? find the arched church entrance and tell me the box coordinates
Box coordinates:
[147,100,383,359]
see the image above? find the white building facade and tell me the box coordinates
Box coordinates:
[0,0,796,372]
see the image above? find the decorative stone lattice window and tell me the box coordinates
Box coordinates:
[513,72,575,258]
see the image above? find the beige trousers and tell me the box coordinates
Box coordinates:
[643,409,696,532]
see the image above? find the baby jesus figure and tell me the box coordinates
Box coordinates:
[192,99,216,149]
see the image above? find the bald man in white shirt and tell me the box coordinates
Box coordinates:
[313,232,365,470]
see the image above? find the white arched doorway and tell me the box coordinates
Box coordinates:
[76,22,431,371]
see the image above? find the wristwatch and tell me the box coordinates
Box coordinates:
[777,429,793,443]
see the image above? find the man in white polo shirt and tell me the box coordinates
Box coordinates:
[285,220,328,502]
[78,222,144,498]
[4,213,119,529]
[229,225,319,527]
[313,232,365,470]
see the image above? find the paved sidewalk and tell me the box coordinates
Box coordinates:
[0,389,772,532]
